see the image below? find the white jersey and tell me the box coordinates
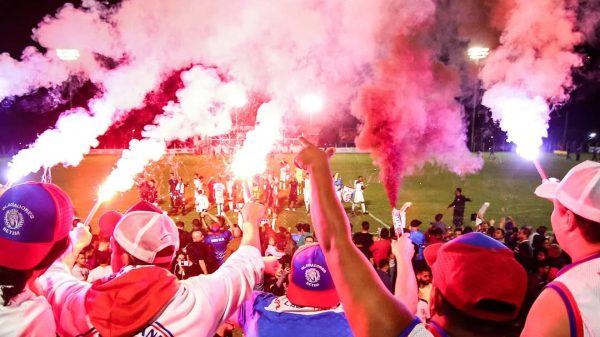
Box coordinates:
[193,178,203,195]
[214,183,226,204]
[38,246,263,337]
[303,179,311,203]
[195,193,210,212]
[547,253,600,337]
[353,181,365,203]
[280,165,289,181]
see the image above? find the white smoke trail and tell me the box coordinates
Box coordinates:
[5,0,384,183]
[100,66,247,196]
[480,0,582,158]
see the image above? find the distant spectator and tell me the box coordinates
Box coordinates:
[265,235,286,258]
[224,226,243,261]
[493,227,506,244]
[264,254,291,296]
[185,230,211,276]
[371,228,392,267]
[426,227,444,245]
[71,252,90,281]
[416,267,432,323]
[176,221,192,250]
[353,221,374,262]
[409,220,426,261]
[430,213,446,234]
[87,250,112,283]
[447,187,471,226]
[376,259,393,293]
[292,223,311,247]
[514,226,534,271]
[304,236,315,244]
[204,213,234,266]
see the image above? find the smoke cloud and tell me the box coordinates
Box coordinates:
[480,0,582,158]
[351,0,482,207]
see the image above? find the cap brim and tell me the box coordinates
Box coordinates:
[424,243,444,267]
[0,237,52,270]
[287,280,340,309]
[534,178,560,200]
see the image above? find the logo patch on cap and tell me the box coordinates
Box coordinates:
[302,263,327,288]
[2,204,32,237]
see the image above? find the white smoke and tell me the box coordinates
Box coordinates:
[480,0,582,158]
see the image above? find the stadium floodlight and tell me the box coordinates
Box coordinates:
[468,47,490,61]
[468,46,490,152]
[56,49,80,61]
[590,132,597,139]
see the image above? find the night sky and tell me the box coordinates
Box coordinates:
[0,0,599,152]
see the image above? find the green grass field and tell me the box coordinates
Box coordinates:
[1,152,593,234]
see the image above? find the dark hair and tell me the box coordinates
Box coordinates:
[434,292,518,336]
[303,223,311,233]
[96,250,111,265]
[520,225,533,237]
[176,221,185,228]
[536,226,548,236]
[380,228,390,240]
[361,221,370,231]
[573,212,600,244]
[456,188,462,193]
[435,213,443,222]
[463,226,474,234]
[128,246,175,269]
[378,258,390,269]
[0,267,32,305]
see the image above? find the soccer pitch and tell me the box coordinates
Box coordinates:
[1,152,591,233]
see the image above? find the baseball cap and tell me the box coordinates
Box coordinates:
[113,201,179,265]
[0,182,74,270]
[424,232,527,322]
[98,210,122,238]
[287,243,340,309]
[535,160,600,223]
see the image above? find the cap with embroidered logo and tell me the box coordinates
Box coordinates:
[0,182,74,271]
[287,243,340,309]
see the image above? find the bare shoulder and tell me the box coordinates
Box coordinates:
[521,287,570,337]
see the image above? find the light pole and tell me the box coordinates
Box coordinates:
[468,47,490,152]
[41,49,80,184]
[56,49,80,110]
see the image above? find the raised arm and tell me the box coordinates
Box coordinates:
[392,236,418,314]
[295,138,418,337]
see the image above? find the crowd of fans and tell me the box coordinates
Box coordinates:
[0,140,598,337]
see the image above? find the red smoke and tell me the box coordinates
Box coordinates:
[353,35,481,207]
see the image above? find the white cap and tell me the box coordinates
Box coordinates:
[535,161,600,223]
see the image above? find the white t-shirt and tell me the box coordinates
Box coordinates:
[0,287,56,337]
[87,265,113,283]
[195,193,210,212]
[193,178,203,195]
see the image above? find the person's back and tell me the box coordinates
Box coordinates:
[353,221,373,259]
[234,244,354,337]
[523,161,600,337]
[38,201,265,337]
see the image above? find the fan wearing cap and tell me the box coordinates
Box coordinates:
[231,243,353,337]
[0,182,75,337]
[294,138,432,337]
[397,232,528,336]
[37,200,265,337]
[522,161,600,337]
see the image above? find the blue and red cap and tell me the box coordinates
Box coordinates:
[287,243,340,309]
[0,182,74,270]
[424,232,527,322]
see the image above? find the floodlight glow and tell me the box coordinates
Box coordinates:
[56,49,80,61]
[299,94,324,114]
[590,132,597,139]
[468,47,490,61]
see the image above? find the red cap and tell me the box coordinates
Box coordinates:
[98,210,122,238]
[0,182,74,270]
[424,232,527,322]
